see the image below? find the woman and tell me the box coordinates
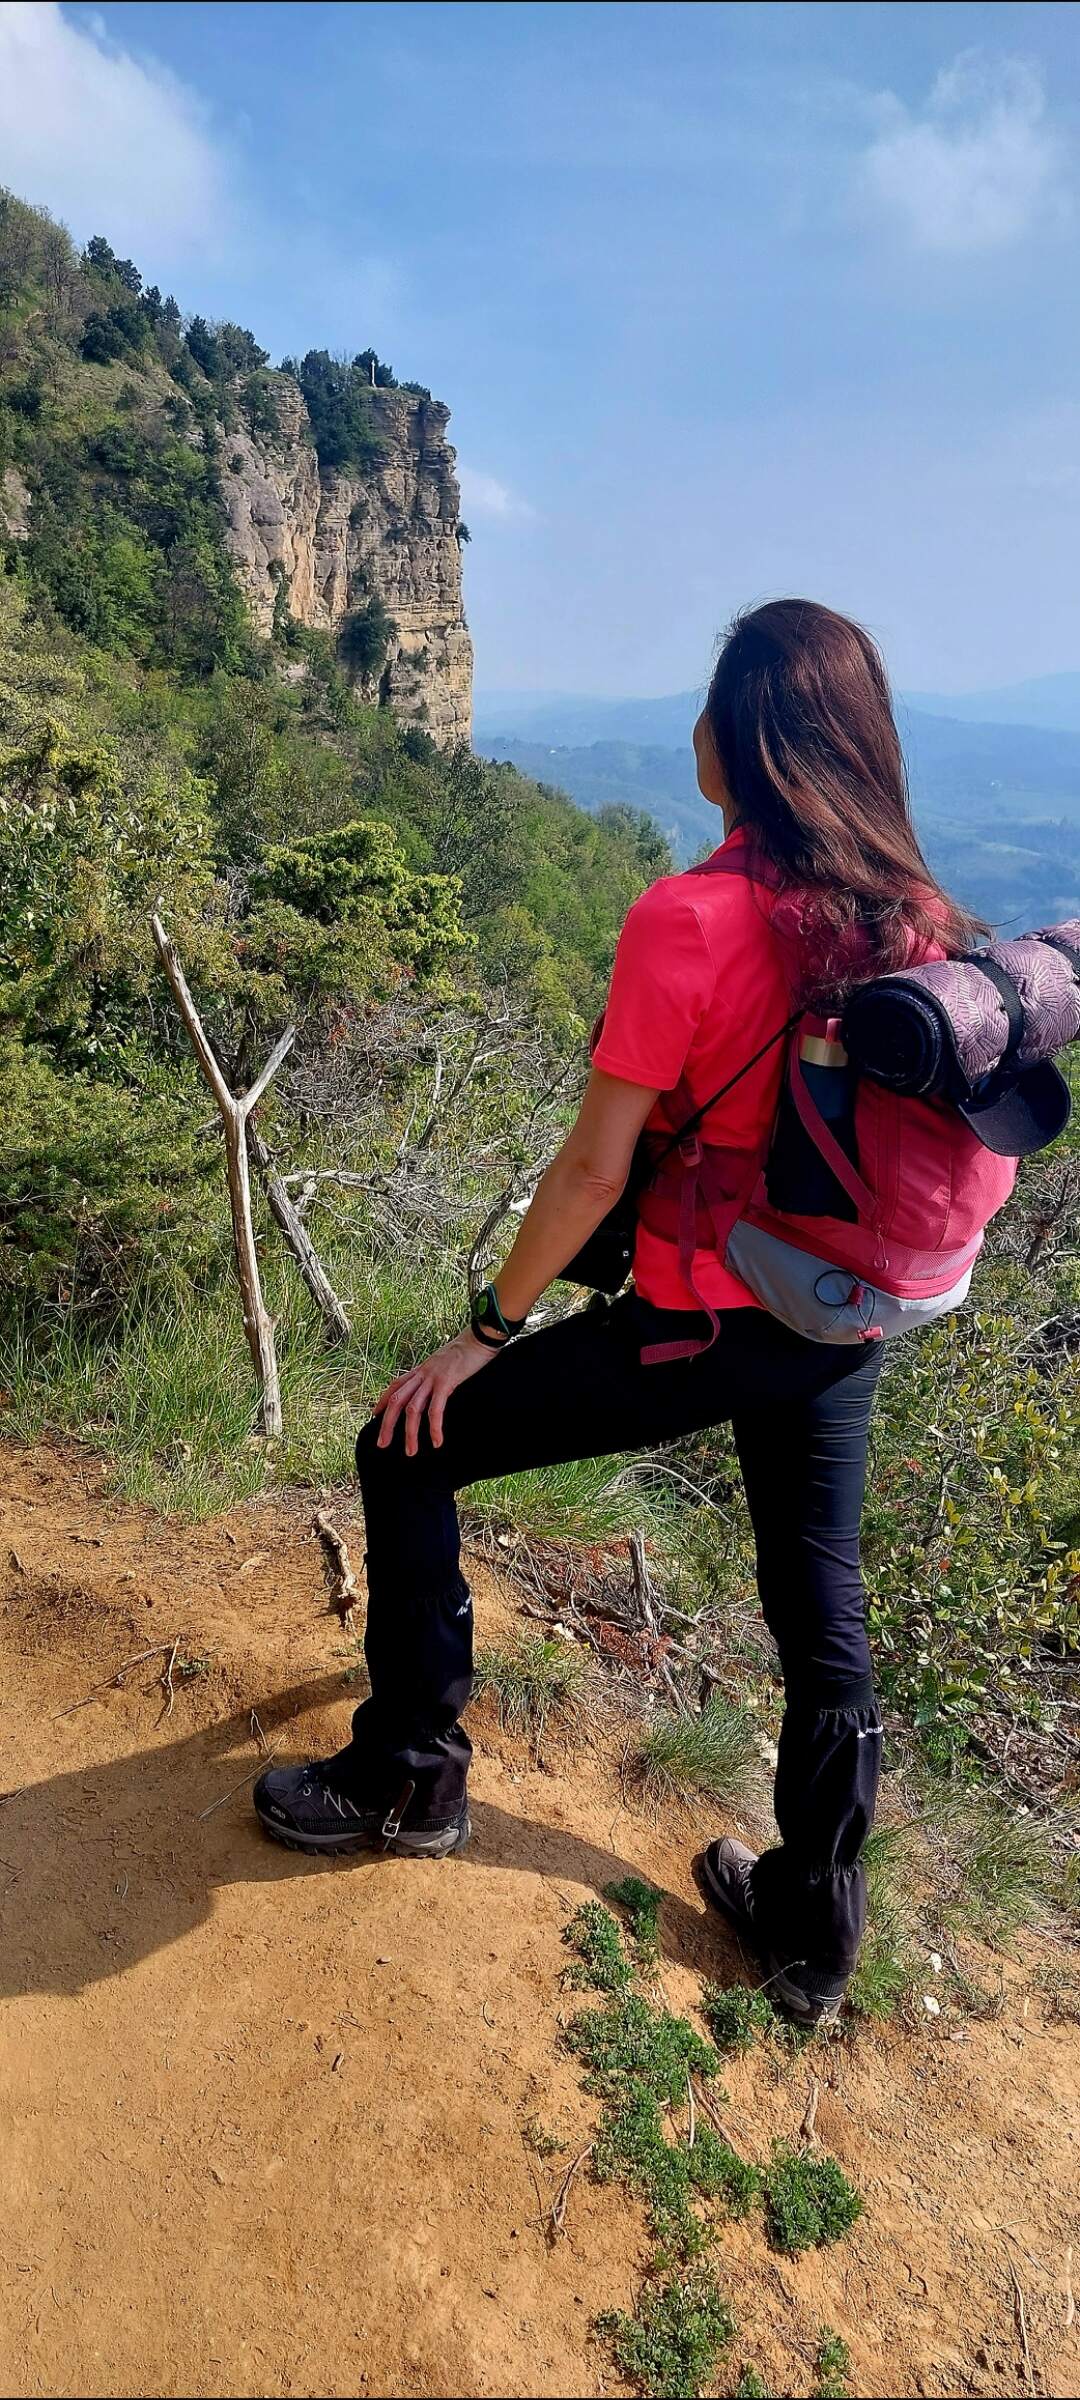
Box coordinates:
[255,599,980,2026]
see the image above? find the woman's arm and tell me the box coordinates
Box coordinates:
[375,1067,660,1452]
[491,1067,659,1322]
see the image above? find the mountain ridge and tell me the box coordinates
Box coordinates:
[474,696,1080,926]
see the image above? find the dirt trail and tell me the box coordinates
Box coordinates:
[1,1437,1077,2400]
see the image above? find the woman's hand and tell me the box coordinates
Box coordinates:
[374,1327,500,1456]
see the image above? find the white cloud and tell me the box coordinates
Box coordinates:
[859,52,1068,254]
[0,2,230,260]
[457,465,535,522]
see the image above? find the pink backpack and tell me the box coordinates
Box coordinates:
[634,851,1020,1357]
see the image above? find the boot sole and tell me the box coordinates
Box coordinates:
[255,1811,471,1859]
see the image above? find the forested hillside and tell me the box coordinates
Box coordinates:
[0,185,666,1323]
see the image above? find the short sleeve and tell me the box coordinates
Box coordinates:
[592,881,718,1091]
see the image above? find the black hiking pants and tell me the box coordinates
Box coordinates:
[345,1294,885,1978]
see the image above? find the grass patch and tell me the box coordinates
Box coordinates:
[685,2127,762,2218]
[733,2371,774,2399]
[762,2143,863,2256]
[473,1633,589,1744]
[466,1451,688,1554]
[701,1983,777,2055]
[937,1792,1050,1945]
[633,1695,757,1810]
[563,1903,633,1994]
[597,2271,735,2400]
[1028,1957,1080,2025]
[566,1991,720,2103]
[814,2329,852,2398]
[0,1246,460,1518]
[605,1874,663,1963]
[848,1826,917,2020]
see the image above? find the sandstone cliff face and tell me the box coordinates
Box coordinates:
[220,381,472,744]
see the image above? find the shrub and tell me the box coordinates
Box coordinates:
[701,1984,776,2055]
[762,2144,863,2256]
[339,595,393,684]
[597,2272,734,2400]
[562,1903,632,1994]
[566,1992,719,2104]
[814,2329,852,2399]
[605,1874,663,1963]
[685,2127,762,2217]
[594,2087,706,2264]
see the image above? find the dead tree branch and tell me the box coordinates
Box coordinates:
[151,912,294,1438]
[247,1123,350,1345]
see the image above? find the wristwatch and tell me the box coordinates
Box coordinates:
[469,1282,528,1347]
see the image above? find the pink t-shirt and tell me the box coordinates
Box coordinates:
[592,827,791,1310]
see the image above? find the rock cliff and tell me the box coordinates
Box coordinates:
[220,380,472,744]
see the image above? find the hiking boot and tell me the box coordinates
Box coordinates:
[695,1836,848,2028]
[253,1759,470,1859]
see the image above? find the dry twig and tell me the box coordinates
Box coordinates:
[158,1636,181,1721]
[247,1121,350,1345]
[800,2077,821,2143]
[53,1644,174,1719]
[198,1744,281,1821]
[549,2143,593,2237]
[686,2070,697,2150]
[1009,2260,1037,2398]
[313,1510,360,1624]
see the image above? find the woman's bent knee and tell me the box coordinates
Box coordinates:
[355,1413,444,1487]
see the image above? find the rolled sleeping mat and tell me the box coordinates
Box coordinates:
[839,978,948,1096]
[842,918,1080,1158]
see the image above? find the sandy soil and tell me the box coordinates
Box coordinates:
[1,1436,1077,2400]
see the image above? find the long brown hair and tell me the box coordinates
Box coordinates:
[706,599,983,1001]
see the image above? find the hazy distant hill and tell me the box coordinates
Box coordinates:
[475,692,1080,928]
[909,672,1080,735]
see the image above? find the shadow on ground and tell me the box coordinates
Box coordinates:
[0,1675,740,1999]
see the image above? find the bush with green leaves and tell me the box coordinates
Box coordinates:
[566,1990,719,2106]
[598,2272,735,2400]
[762,2144,863,2257]
[684,2127,762,2218]
[814,2329,852,2399]
[594,2086,709,2265]
[701,1984,777,2055]
[605,1876,663,1963]
[339,595,394,684]
[864,1307,1080,1736]
[562,1903,633,1994]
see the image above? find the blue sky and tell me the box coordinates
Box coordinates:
[2,1,1079,695]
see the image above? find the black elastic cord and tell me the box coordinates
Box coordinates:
[652,1009,803,1166]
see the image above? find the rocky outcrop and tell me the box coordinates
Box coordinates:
[220,381,472,744]
[0,466,30,542]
